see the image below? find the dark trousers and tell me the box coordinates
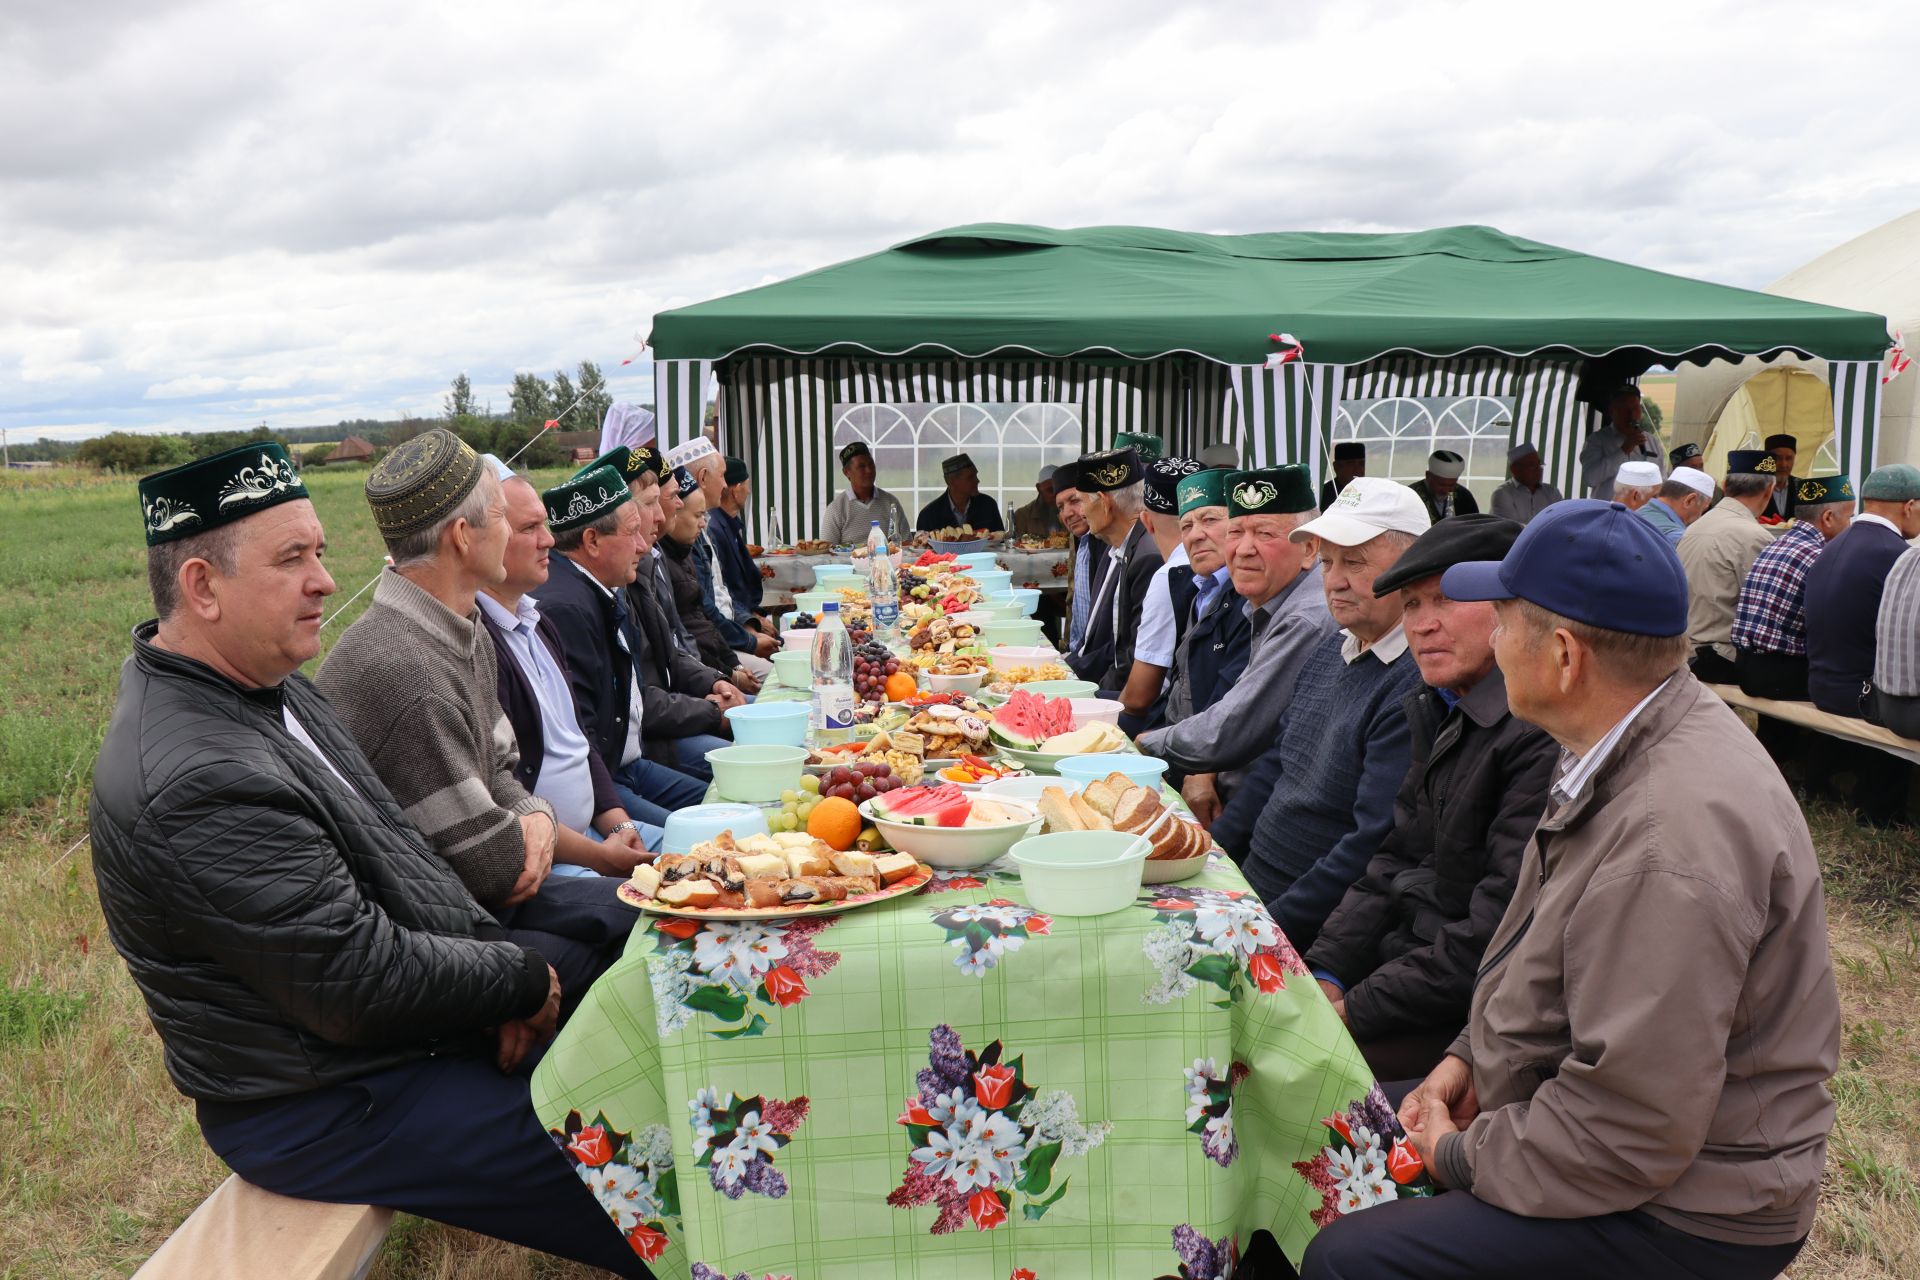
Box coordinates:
[1868,688,1920,740]
[199,1055,652,1279]
[1354,1025,1459,1082]
[498,874,638,1017]
[614,756,709,826]
[1300,1188,1802,1280]
[1691,645,1740,684]
[1734,648,1809,701]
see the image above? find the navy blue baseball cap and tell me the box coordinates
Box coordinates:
[1439,498,1688,637]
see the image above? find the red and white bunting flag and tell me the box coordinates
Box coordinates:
[1884,331,1911,385]
[1265,332,1304,369]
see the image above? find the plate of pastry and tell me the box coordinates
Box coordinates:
[616,829,932,919]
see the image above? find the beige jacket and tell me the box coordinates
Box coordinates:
[1677,499,1775,660]
[1435,674,1839,1245]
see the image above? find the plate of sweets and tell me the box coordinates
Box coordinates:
[618,829,930,919]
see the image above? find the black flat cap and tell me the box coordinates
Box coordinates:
[1373,512,1524,597]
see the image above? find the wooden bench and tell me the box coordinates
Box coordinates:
[135,1175,392,1280]
[1703,682,1920,766]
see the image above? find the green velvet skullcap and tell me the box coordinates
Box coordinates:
[364,428,484,542]
[1793,474,1853,505]
[1861,463,1920,501]
[139,441,309,546]
[543,464,632,534]
[1112,431,1165,461]
[1225,465,1316,517]
[581,444,663,482]
[1177,468,1232,515]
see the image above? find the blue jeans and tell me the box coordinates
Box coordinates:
[614,756,710,820]
[651,733,730,784]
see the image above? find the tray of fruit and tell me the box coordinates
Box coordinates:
[895,690,991,714]
[854,639,919,705]
[618,829,930,919]
[935,756,1030,789]
[804,740,924,784]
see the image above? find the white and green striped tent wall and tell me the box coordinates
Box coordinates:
[654,359,716,449]
[1829,360,1884,480]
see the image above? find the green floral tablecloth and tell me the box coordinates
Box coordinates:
[531,853,1430,1279]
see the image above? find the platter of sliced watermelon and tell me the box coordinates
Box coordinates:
[861,784,1040,869]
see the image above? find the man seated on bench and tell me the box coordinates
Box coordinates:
[1302,499,1840,1280]
[1730,473,1856,700]
[90,444,652,1277]
[1874,542,1920,738]
[1677,449,1779,684]
[1304,515,1557,1080]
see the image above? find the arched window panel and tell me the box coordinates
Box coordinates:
[1333,394,1516,493]
[831,402,1084,524]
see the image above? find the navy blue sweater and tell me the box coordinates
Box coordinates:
[1213,629,1420,950]
[1804,519,1911,716]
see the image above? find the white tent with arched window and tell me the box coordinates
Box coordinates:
[1674,210,1920,475]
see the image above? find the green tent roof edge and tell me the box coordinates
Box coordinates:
[649,222,1892,367]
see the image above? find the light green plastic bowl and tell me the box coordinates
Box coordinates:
[792,590,838,613]
[771,649,812,688]
[1009,830,1150,915]
[972,600,1024,620]
[992,743,1128,775]
[809,565,862,587]
[706,744,807,803]
[981,618,1045,648]
[1021,679,1099,699]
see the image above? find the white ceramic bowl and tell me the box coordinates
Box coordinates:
[926,670,986,695]
[990,644,1063,673]
[858,798,1040,869]
[1068,697,1123,728]
[976,775,1060,808]
[1009,830,1150,915]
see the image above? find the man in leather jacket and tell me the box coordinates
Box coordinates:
[90,443,651,1276]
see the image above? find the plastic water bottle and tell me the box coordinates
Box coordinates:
[865,521,900,645]
[811,601,855,745]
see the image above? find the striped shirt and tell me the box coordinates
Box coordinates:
[1730,521,1826,657]
[1874,546,1920,697]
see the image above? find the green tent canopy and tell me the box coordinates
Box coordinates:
[651,223,1890,367]
[644,224,1892,543]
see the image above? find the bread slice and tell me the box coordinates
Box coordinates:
[1103,770,1137,794]
[1082,779,1122,819]
[1069,792,1110,831]
[873,852,919,885]
[658,879,720,907]
[785,849,833,878]
[830,850,877,878]
[1111,785,1162,834]
[628,863,662,898]
[1038,786,1084,833]
[735,852,787,880]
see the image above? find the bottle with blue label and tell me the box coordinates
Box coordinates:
[811,601,855,744]
[865,521,900,646]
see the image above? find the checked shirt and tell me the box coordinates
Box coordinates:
[1731,521,1826,657]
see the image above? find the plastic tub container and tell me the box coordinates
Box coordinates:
[955,552,1001,570]
[706,744,807,803]
[1055,753,1167,791]
[994,742,1127,775]
[860,798,1039,869]
[793,590,838,614]
[808,566,862,589]
[1005,588,1041,617]
[926,670,985,695]
[971,599,1024,620]
[966,569,1014,594]
[1022,678,1099,699]
[661,802,771,855]
[977,775,1060,808]
[931,537,989,554]
[1066,697,1124,728]
[724,702,811,747]
[771,648,812,688]
[1009,830,1151,915]
[782,628,817,653]
[982,618,1045,648]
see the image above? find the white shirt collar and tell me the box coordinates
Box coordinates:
[476,590,539,633]
[1340,621,1408,665]
[1551,676,1673,806]
[1854,512,1905,537]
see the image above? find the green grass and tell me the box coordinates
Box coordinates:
[1,465,1917,1277]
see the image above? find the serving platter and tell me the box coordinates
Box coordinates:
[615,860,934,921]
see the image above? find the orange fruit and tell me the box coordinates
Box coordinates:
[807,796,863,851]
[884,672,917,702]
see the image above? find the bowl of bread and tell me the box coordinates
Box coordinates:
[1034,772,1212,883]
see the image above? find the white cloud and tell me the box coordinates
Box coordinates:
[1,0,1914,440]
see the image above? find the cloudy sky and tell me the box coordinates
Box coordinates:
[3,0,1914,442]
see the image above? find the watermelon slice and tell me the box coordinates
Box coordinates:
[989,690,1076,749]
[874,782,973,827]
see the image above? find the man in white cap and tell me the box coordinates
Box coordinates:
[1609,460,1663,512]
[1211,477,1431,949]
[1010,463,1065,537]
[1635,467,1715,546]
[1408,450,1478,523]
[1488,442,1564,525]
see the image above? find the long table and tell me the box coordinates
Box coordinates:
[531,853,1429,1278]
[755,549,1070,608]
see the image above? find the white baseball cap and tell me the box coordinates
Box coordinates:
[1666,467,1715,498]
[1290,476,1432,546]
[1616,461,1663,488]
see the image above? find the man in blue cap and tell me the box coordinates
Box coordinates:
[1302,499,1840,1280]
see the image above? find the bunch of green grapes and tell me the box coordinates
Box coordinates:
[771,774,823,832]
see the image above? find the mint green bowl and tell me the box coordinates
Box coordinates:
[771,649,812,688]
[981,618,1045,648]
[1010,830,1150,915]
[706,744,807,803]
[1021,679,1099,699]
[992,743,1128,775]
[973,600,1024,620]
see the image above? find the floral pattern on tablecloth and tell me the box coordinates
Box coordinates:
[1141,886,1309,1006]
[1183,1057,1250,1167]
[549,1110,679,1263]
[889,1024,1110,1232]
[928,897,1052,975]
[1291,1086,1434,1226]
[1158,1225,1240,1280]
[689,1088,810,1199]
[648,916,841,1038]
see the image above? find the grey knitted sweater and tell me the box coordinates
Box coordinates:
[316,570,552,907]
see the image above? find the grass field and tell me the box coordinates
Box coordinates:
[3,465,1919,1277]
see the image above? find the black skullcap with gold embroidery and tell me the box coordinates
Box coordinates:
[364,428,485,542]
[543,464,632,534]
[1726,450,1778,477]
[1075,446,1143,494]
[139,441,310,546]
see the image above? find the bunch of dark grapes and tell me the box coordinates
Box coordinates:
[852,641,901,703]
[822,761,904,803]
